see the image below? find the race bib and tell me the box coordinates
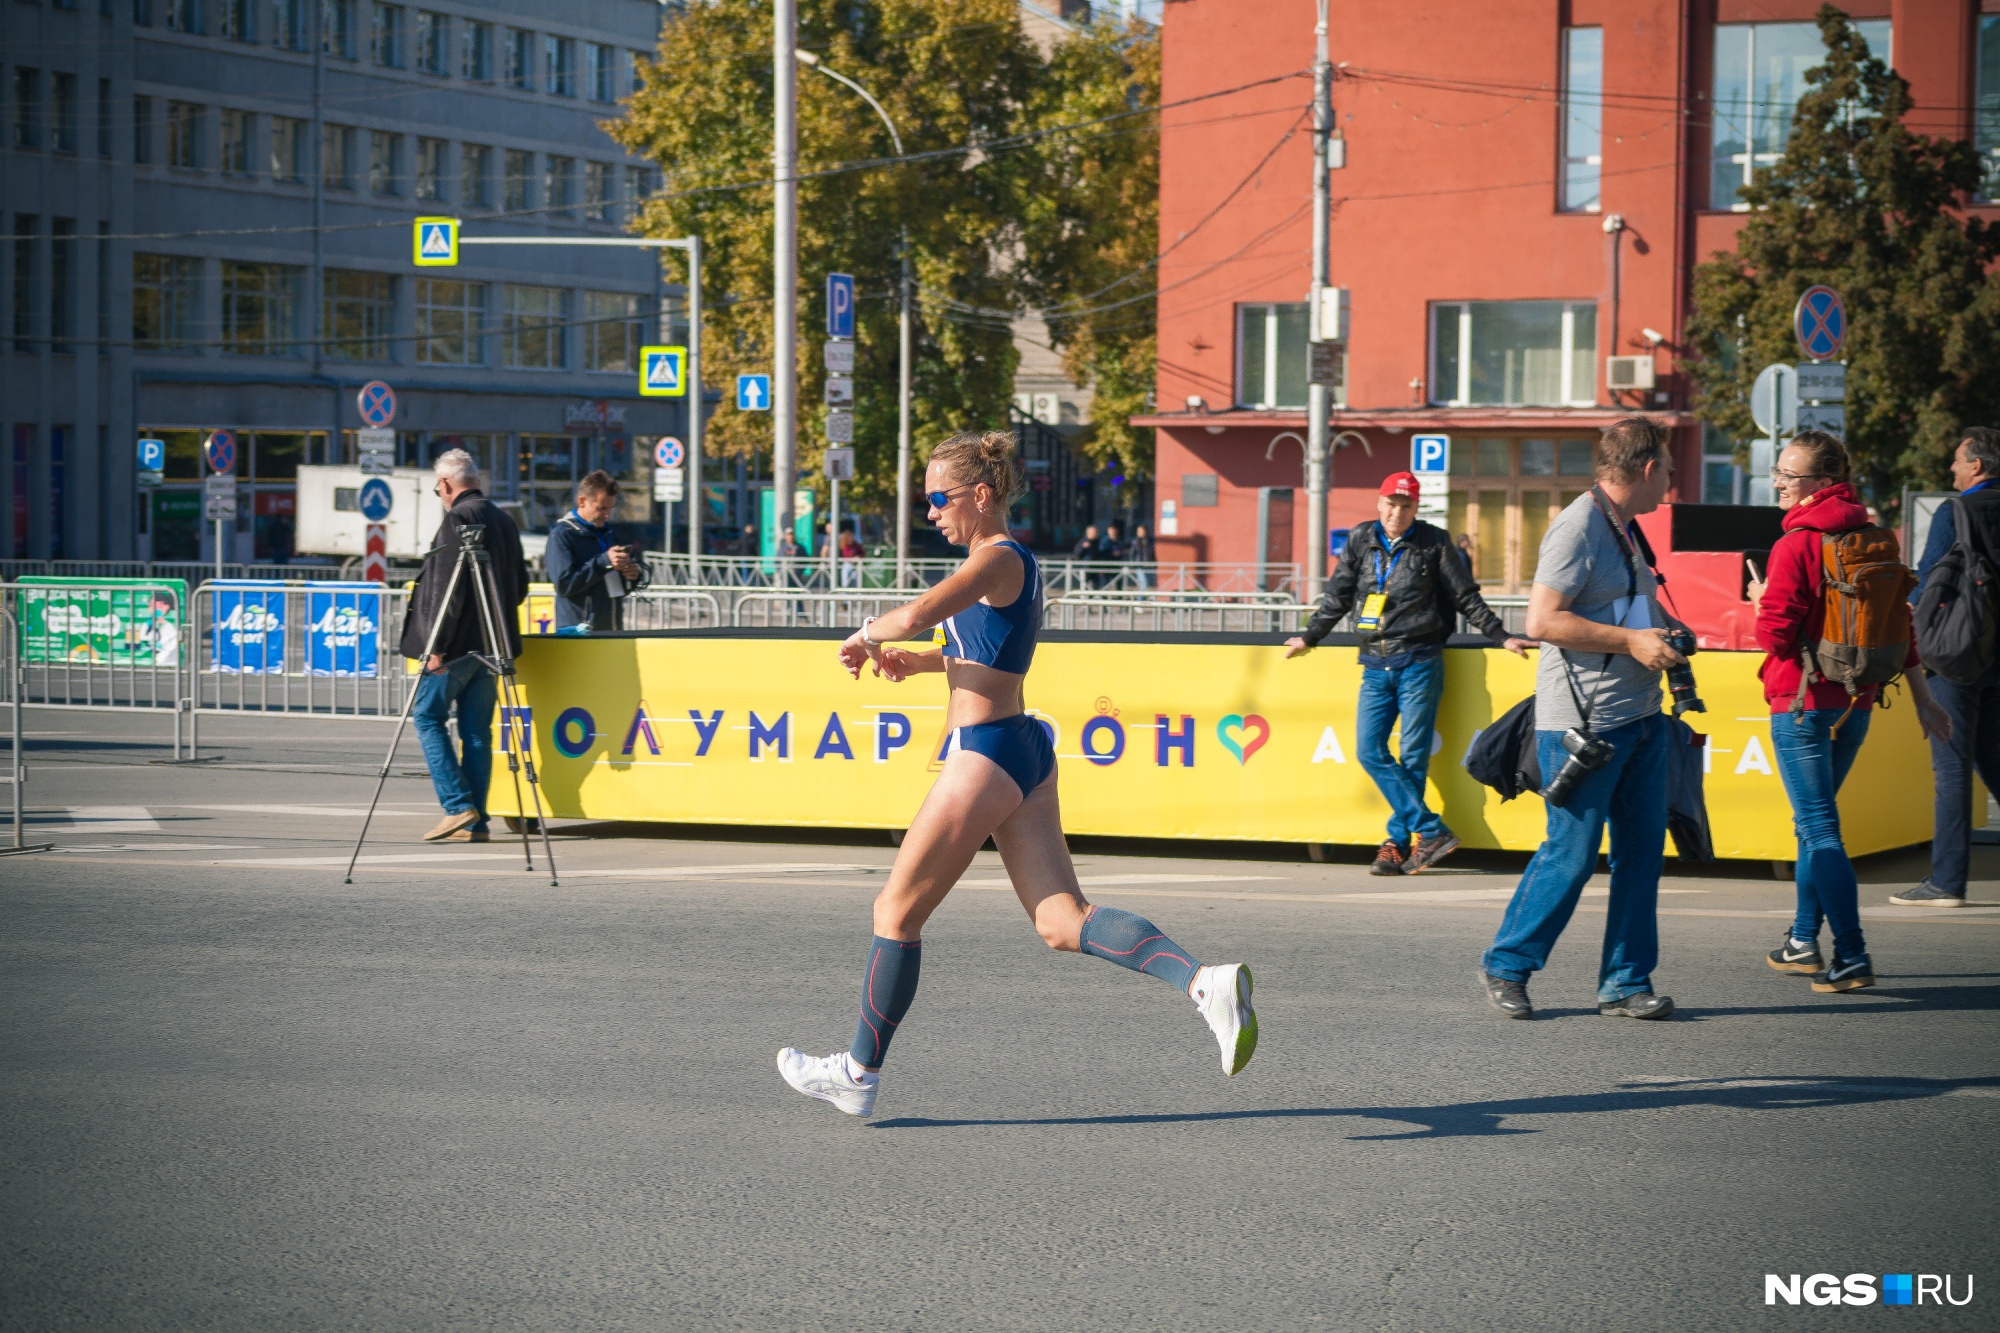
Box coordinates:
[1356,593,1388,632]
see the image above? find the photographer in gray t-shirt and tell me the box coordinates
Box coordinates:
[1477,418,1686,1023]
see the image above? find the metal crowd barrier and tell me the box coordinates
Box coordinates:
[187,583,415,727]
[648,553,1302,598]
[1046,592,1314,636]
[0,608,48,854]
[731,590,913,629]
[618,588,725,631]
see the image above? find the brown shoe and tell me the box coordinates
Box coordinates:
[424,809,480,841]
[440,827,490,843]
[1404,829,1461,874]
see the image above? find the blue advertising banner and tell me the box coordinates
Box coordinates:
[209,580,286,674]
[305,583,383,677]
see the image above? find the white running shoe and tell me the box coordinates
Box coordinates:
[1190,963,1258,1076]
[776,1047,879,1117]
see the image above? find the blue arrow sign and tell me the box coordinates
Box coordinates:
[357,381,397,427]
[737,373,771,411]
[358,477,394,522]
[826,273,855,339]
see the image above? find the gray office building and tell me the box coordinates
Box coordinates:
[3,0,682,562]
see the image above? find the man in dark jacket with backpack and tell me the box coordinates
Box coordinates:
[546,470,649,631]
[1285,471,1532,874]
[1901,426,2000,907]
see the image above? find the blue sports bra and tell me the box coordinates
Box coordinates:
[941,540,1041,674]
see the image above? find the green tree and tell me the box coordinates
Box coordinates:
[1685,4,2000,511]
[607,1,1162,524]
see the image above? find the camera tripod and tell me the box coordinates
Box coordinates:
[344,522,559,886]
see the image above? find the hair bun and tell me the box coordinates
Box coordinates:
[931,429,1025,506]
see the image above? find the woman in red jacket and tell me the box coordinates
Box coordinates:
[1748,432,1951,992]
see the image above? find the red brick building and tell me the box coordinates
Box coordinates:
[1138,0,2000,593]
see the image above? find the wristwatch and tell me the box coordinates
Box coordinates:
[859,616,882,648]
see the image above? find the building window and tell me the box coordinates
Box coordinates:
[13,216,37,352]
[96,222,109,353]
[219,108,252,175]
[322,269,394,361]
[369,130,401,195]
[628,50,646,95]
[415,276,483,364]
[271,0,305,51]
[133,252,201,351]
[1429,300,1597,407]
[164,0,198,32]
[133,95,152,163]
[222,261,303,356]
[504,149,533,212]
[625,165,653,218]
[502,284,565,370]
[322,0,355,59]
[584,161,615,222]
[371,2,402,68]
[219,0,250,41]
[1560,27,1601,213]
[50,218,74,353]
[13,69,39,150]
[505,28,534,91]
[1181,473,1219,507]
[165,101,202,169]
[1710,19,1890,210]
[322,122,355,189]
[1700,424,1743,505]
[97,78,112,158]
[587,42,614,102]
[545,36,575,97]
[1445,437,1596,591]
[581,290,641,373]
[134,0,153,25]
[1979,16,2000,202]
[1234,302,1309,410]
[460,18,490,81]
[544,155,575,217]
[269,115,305,182]
[461,143,491,207]
[415,136,445,200]
[50,72,76,154]
[414,10,447,75]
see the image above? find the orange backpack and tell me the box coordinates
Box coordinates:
[1795,526,1915,722]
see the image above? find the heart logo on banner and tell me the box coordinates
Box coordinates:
[1216,713,1270,765]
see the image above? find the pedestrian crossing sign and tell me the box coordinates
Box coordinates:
[640,346,687,397]
[413,217,459,266]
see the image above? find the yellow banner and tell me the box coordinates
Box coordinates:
[485,638,1935,860]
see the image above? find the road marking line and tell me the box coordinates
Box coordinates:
[960,873,1284,888]
[213,853,530,865]
[56,843,257,852]
[560,862,881,878]
[168,804,435,818]
[50,806,162,834]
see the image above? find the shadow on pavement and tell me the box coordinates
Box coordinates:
[872,1074,2000,1139]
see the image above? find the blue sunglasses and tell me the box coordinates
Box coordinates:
[926,484,973,509]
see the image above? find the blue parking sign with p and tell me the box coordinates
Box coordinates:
[826,273,855,338]
[1412,434,1451,474]
[640,345,686,397]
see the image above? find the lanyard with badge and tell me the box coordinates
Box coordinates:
[1588,487,1652,629]
[1355,522,1404,632]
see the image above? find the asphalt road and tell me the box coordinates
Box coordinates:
[2,712,1995,1331]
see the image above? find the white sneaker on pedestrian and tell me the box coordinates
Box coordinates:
[1190,963,1258,1076]
[776,1047,878,1117]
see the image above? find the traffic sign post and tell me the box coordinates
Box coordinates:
[652,437,686,540]
[356,427,396,475]
[654,437,685,470]
[823,340,854,375]
[356,381,397,427]
[1794,285,1846,362]
[824,375,854,408]
[1410,433,1450,524]
[826,274,855,339]
[825,408,854,445]
[204,431,236,576]
[136,437,165,487]
[824,446,856,582]
[640,346,687,397]
[357,477,394,523]
[413,217,460,266]
[736,374,771,411]
[363,524,388,583]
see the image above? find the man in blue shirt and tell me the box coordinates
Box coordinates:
[544,470,648,631]
[1897,427,2000,907]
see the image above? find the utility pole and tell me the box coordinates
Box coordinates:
[772,1,798,553]
[1304,0,1333,600]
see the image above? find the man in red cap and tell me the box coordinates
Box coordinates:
[1286,470,1532,874]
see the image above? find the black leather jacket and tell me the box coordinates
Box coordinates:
[398,490,527,662]
[1300,519,1510,657]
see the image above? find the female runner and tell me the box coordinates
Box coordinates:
[778,430,1257,1117]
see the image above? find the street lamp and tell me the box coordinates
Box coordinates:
[797,49,915,588]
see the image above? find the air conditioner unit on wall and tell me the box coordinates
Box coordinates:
[1606,355,1657,391]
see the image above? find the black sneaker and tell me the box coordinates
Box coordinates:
[1598,992,1675,1019]
[1889,879,1965,907]
[1477,969,1533,1019]
[1370,841,1409,876]
[1766,936,1824,975]
[1404,829,1461,875]
[1811,956,1875,992]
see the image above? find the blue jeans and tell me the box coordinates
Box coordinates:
[1928,665,2000,894]
[1355,654,1448,844]
[412,655,496,830]
[1482,713,1668,1001]
[1770,708,1871,961]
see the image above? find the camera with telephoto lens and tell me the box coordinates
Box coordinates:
[1661,627,1705,716]
[1540,726,1617,807]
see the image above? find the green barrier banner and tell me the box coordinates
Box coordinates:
[14,577,188,666]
